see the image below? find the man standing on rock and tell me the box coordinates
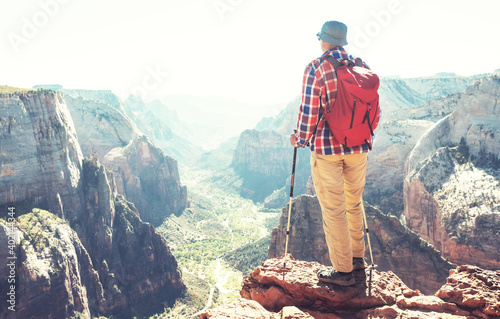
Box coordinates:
[290,20,371,286]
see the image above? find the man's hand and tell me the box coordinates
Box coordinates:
[290,134,297,147]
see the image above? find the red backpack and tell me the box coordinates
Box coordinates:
[319,56,381,149]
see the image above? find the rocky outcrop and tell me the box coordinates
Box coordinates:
[0,210,95,318]
[0,90,186,318]
[404,76,500,269]
[200,298,317,319]
[268,195,454,295]
[436,265,500,317]
[202,257,499,318]
[103,135,188,225]
[77,156,185,316]
[64,90,188,224]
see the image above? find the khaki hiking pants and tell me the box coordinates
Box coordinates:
[310,151,367,273]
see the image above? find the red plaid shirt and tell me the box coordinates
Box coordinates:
[294,47,372,155]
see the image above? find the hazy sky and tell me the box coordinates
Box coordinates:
[1,0,499,106]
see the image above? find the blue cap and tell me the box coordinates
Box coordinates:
[317,21,348,46]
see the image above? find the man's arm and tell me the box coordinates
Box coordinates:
[292,63,321,147]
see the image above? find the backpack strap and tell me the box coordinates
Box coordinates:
[318,57,334,113]
[325,56,343,69]
[355,57,363,67]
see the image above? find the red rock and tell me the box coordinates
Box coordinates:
[199,298,316,319]
[203,258,499,318]
[436,265,500,317]
[397,295,470,316]
[241,255,419,315]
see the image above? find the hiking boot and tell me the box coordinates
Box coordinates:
[317,269,355,286]
[353,257,367,271]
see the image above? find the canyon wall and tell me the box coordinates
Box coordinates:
[0,90,185,318]
[404,76,500,269]
[64,90,188,224]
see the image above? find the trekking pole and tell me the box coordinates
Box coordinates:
[360,198,377,295]
[283,132,298,268]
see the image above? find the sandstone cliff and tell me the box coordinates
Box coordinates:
[0,90,185,318]
[103,135,188,225]
[0,91,83,217]
[231,129,310,203]
[267,195,453,295]
[0,210,95,318]
[63,89,188,225]
[404,76,500,270]
[63,92,141,158]
[201,257,499,318]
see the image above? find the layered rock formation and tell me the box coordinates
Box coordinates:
[231,129,310,203]
[0,91,83,217]
[201,257,499,318]
[63,90,187,224]
[268,195,453,295]
[0,210,94,318]
[63,92,141,158]
[103,135,187,225]
[0,90,185,318]
[404,76,500,269]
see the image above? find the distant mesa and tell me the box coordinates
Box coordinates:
[433,72,458,77]
[32,84,63,90]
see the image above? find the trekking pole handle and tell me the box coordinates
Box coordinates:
[290,143,297,197]
[284,130,298,267]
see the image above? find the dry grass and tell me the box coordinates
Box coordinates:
[0,85,35,94]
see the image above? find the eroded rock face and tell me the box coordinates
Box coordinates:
[0,211,96,318]
[436,265,500,318]
[103,135,188,225]
[0,91,186,318]
[202,257,499,319]
[0,91,83,218]
[404,76,500,270]
[64,91,188,225]
[268,195,453,295]
[64,93,141,158]
[72,156,186,317]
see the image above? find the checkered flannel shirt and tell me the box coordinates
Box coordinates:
[294,47,372,155]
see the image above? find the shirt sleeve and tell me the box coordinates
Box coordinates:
[295,62,321,147]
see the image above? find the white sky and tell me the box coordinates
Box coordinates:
[1,0,499,106]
